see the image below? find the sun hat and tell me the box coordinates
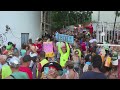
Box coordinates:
[8,57,20,68]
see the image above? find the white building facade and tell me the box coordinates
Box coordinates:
[92,11,120,43]
[0,11,42,50]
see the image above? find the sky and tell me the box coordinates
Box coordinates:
[92,11,120,23]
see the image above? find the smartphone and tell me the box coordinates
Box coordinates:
[44,67,49,75]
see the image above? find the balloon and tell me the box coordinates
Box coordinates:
[6,44,12,50]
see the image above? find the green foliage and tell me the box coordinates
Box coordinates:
[51,11,93,30]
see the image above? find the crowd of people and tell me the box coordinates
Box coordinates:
[0,28,119,79]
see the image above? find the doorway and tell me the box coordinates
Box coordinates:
[21,33,29,46]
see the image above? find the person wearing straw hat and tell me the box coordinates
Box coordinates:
[5,57,29,79]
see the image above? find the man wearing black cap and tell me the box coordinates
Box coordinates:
[19,55,33,79]
[80,55,107,79]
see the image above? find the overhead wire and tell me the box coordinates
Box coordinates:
[9,28,21,39]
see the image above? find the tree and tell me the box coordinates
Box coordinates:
[51,11,93,30]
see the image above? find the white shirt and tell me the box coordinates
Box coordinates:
[29,52,37,68]
[29,52,37,57]
[83,64,89,72]
[118,56,120,60]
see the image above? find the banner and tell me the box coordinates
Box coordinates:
[55,32,74,44]
[43,42,54,57]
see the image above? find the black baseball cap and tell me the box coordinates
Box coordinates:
[23,55,32,62]
[31,56,37,62]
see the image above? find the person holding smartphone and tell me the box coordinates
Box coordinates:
[42,66,61,79]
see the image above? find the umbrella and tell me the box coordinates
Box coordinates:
[41,61,63,72]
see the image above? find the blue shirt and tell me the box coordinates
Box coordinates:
[86,62,91,65]
[80,71,107,79]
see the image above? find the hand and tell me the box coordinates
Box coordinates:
[46,74,54,79]
[42,74,47,79]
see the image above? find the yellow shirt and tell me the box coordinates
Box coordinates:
[105,56,111,67]
[2,65,12,79]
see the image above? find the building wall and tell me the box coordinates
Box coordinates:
[0,11,41,50]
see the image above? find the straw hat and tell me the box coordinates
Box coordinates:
[8,56,20,68]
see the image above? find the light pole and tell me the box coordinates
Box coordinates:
[98,11,100,22]
[113,11,118,41]
[97,11,100,42]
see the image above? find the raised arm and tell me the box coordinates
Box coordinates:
[58,42,63,54]
[66,42,70,54]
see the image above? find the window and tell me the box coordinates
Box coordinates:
[21,33,29,46]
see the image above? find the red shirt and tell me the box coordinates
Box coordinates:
[81,42,86,51]
[33,43,42,54]
[37,43,42,54]
[89,26,93,35]
[86,25,93,35]
[19,66,33,79]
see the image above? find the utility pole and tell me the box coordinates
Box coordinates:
[98,11,100,22]
[43,11,47,36]
[113,11,118,41]
[97,11,100,42]
[97,11,100,28]
[41,11,43,37]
